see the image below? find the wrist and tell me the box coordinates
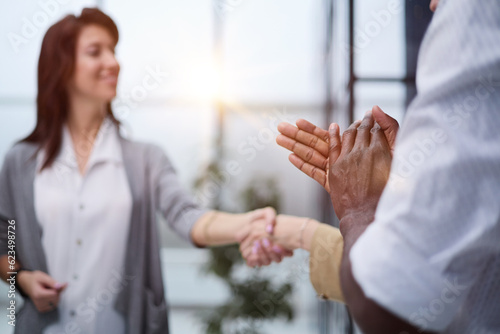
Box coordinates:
[16,269,32,296]
[201,211,248,246]
[300,219,319,251]
[273,215,299,250]
[242,211,253,228]
[339,211,374,239]
[335,198,378,222]
[231,212,250,244]
[275,216,319,250]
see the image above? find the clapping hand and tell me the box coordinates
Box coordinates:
[276,105,399,193]
[327,111,393,224]
[238,106,398,267]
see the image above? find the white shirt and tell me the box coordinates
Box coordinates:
[34,117,132,334]
[350,0,500,333]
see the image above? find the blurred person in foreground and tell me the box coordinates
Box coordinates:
[0,8,293,334]
[253,0,500,333]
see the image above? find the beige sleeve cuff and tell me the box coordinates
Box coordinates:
[309,223,345,303]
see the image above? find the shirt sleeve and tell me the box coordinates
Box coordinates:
[148,144,207,244]
[351,120,500,331]
[349,0,500,331]
[309,224,345,303]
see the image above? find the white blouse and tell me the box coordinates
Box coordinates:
[34,117,132,334]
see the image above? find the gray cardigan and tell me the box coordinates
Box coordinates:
[0,136,207,334]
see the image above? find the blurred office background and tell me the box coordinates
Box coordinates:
[0,0,432,333]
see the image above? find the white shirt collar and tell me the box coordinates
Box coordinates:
[37,117,123,171]
[81,117,123,166]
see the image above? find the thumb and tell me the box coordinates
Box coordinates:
[328,123,341,195]
[262,207,277,233]
[55,282,68,293]
[328,123,341,165]
[372,105,399,153]
[36,272,61,290]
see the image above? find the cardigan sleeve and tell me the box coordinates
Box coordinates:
[148,144,207,244]
[309,223,345,303]
[0,148,15,256]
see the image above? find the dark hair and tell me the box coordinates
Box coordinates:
[22,8,121,170]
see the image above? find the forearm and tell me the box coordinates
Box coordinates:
[339,212,435,334]
[273,215,320,251]
[339,212,372,312]
[191,210,250,247]
[300,219,320,251]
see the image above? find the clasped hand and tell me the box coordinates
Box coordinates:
[236,207,293,267]
[239,106,398,266]
[276,105,397,226]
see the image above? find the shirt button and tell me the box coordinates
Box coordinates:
[76,239,82,245]
[70,310,76,316]
[73,274,78,280]
[79,204,84,210]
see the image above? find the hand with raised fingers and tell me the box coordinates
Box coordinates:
[276,106,399,193]
[327,111,392,228]
[276,118,332,192]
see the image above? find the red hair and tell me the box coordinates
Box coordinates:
[22,8,121,170]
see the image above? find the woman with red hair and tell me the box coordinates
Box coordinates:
[0,8,291,333]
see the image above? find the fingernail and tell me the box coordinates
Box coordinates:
[54,282,62,290]
[272,246,283,254]
[329,123,337,134]
[263,238,270,248]
[252,241,261,254]
[365,110,372,117]
[266,224,273,234]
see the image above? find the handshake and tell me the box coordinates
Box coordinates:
[236,207,319,267]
